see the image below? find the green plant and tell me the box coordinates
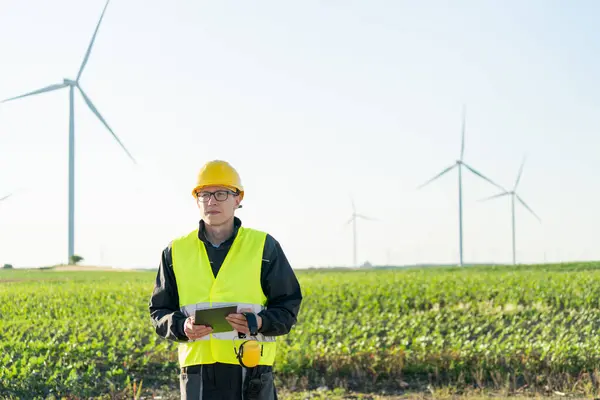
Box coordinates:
[69,254,84,265]
[2,262,600,397]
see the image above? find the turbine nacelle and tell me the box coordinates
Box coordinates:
[63,79,77,86]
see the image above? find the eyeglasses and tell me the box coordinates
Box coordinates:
[196,190,238,202]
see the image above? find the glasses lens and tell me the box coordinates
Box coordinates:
[214,191,229,201]
[198,192,211,201]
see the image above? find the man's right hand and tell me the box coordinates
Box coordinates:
[184,316,213,340]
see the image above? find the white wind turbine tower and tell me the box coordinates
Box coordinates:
[1,0,136,264]
[346,197,377,267]
[417,106,505,266]
[480,156,541,265]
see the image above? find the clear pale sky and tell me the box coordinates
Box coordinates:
[1,0,598,269]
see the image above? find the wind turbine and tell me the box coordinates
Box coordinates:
[346,197,376,267]
[480,156,541,265]
[0,194,11,202]
[417,106,505,266]
[1,0,136,264]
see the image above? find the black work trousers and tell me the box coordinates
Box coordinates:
[179,362,278,400]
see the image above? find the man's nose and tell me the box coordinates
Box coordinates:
[207,195,219,205]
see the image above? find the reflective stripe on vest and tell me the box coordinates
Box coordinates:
[171,226,277,367]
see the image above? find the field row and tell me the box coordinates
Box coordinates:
[2,263,600,398]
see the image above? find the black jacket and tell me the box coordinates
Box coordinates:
[148,217,303,342]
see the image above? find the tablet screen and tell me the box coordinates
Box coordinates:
[193,305,238,333]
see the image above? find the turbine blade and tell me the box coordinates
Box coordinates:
[78,86,136,164]
[478,192,510,202]
[77,0,111,81]
[417,164,457,189]
[516,194,541,222]
[355,214,377,221]
[1,83,68,103]
[462,163,506,192]
[0,194,12,202]
[460,105,466,161]
[514,155,527,190]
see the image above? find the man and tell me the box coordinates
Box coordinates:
[149,160,302,400]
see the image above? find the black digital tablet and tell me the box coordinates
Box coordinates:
[193,305,238,333]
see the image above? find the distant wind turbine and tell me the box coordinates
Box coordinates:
[1,0,136,264]
[480,156,541,265]
[346,197,377,267]
[417,106,505,266]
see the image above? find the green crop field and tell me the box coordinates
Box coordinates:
[2,262,600,399]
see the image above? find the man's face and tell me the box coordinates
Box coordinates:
[196,185,241,226]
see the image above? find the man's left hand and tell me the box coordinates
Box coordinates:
[225,308,262,335]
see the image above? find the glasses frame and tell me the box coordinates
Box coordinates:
[195,189,240,203]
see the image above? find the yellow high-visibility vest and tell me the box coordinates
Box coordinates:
[171,226,277,367]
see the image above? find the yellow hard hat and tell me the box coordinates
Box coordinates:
[191,160,244,200]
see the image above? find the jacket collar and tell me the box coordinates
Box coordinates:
[198,216,242,248]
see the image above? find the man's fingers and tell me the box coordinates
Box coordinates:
[227,321,249,334]
[194,327,212,335]
[186,325,209,333]
[226,314,247,323]
[226,313,252,334]
[183,317,212,339]
[191,324,210,330]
